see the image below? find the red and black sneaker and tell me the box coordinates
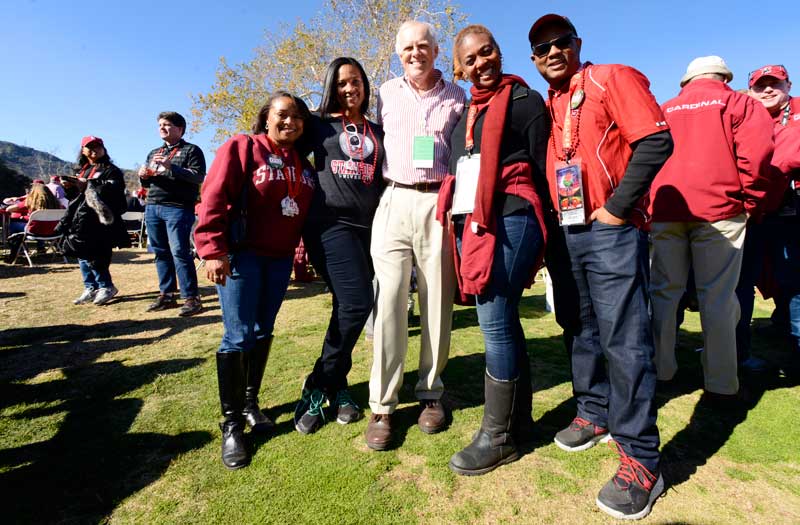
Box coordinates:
[554,416,611,452]
[596,441,665,520]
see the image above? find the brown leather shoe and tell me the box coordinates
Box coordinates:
[365,413,392,450]
[418,399,447,434]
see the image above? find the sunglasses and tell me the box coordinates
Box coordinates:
[531,34,575,58]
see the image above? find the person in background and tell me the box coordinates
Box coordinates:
[57,136,130,305]
[46,176,69,208]
[748,65,800,366]
[365,20,465,451]
[529,14,673,520]
[4,182,62,262]
[194,91,315,469]
[293,57,385,435]
[650,56,774,402]
[138,111,206,317]
[440,24,549,476]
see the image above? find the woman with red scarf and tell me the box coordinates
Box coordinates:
[194,91,315,469]
[439,25,550,475]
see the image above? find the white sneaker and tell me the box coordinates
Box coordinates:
[73,288,98,305]
[93,286,119,305]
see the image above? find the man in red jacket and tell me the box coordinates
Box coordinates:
[748,65,800,365]
[529,14,673,520]
[650,56,774,401]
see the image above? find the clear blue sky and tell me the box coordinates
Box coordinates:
[2,0,798,170]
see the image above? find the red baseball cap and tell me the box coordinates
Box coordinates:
[528,14,578,47]
[748,65,789,88]
[80,135,104,148]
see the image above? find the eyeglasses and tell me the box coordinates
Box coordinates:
[531,34,575,58]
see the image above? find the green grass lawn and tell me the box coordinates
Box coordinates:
[1,249,799,524]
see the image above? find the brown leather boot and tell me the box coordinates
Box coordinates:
[365,413,393,451]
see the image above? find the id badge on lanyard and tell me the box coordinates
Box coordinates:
[452,154,480,215]
[555,159,586,226]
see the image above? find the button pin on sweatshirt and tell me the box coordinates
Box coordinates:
[268,155,284,169]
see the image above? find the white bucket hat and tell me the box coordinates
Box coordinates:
[680,56,733,87]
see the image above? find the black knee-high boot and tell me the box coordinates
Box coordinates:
[217,351,250,470]
[449,371,520,476]
[243,336,275,432]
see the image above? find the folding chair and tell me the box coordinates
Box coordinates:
[8,209,68,267]
[122,211,146,248]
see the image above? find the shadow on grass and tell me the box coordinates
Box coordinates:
[657,323,799,490]
[284,279,328,301]
[0,314,220,388]
[0,357,212,524]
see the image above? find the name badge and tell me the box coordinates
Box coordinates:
[412,136,435,169]
[452,154,480,215]
[555,159,586,226]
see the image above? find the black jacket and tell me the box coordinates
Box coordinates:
[141,139,206,208]
[56,163,131,260]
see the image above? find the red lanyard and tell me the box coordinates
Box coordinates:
[78,164,99,180]
[464,96,494,153]
[158,145,181,161]
[264,136,304,199]
[550,65,587,163]
[341,116,379,185]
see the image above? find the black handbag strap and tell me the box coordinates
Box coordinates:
[234,134,254,220]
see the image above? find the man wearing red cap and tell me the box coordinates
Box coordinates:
[749,65,800,365]
[528,13,673,520]
[650,56,774,401]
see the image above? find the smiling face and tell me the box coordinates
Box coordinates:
[158,118,184,145]
[82,142,106,164]
[530,24,582,91]
[266,96,304,147]
[397,22,439,83]
[335,64,365,116]
[750,77,792,116]
[457,32,502,89]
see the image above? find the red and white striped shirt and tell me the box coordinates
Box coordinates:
[377,70,465,184]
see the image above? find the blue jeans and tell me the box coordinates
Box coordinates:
[766,215,800,350]
[79,248,113,290]
[735,220,764,361]
[456,209,542,381]
[216,252,293,354]
[564,221,659,471]
[304,222,374,394]
[145,204,198,298]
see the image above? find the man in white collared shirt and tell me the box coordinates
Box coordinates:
[365,20,465,451]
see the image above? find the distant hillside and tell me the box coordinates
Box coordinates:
[0,140,74,180]
[0,140,139,193]
[0,159,31,199]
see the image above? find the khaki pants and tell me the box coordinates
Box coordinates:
[368,185,455,413]
[650,215,746,394]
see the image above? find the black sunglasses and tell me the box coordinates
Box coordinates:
[531,34,575,58]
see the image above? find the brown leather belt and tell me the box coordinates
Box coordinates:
[390,180,442,192]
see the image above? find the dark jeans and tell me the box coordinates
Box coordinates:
[564,221,660,472]
[79,248,113,290]
[544,215,581,357]
[735,220,764,361]
[216,251,293,354]
[304,222,374,395]
[145,204,198,299]
[456,209,542,380]
[766,215,800,350]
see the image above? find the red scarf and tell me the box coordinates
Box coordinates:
[469,74,529,231]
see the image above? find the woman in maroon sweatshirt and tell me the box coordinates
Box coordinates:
[194,91,315,470]
[438,25,549,476]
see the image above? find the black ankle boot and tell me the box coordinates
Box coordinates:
[449,371,520,476]
[243,336,275,432]
[513,351,534,443]
[217,352,250,470]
